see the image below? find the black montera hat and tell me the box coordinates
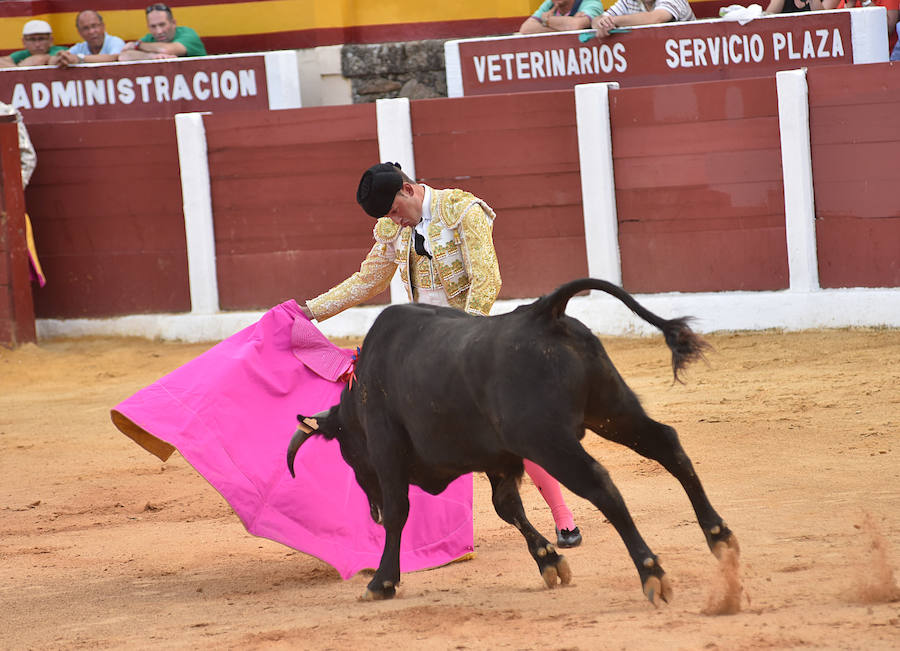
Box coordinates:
[357,162,403,218]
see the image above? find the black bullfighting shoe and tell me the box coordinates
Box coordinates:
[556,526,583,548]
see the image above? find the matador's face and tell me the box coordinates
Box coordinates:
[384,183,422,228]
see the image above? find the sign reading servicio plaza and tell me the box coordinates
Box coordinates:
[445,9,888,96]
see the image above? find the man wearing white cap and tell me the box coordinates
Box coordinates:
[0,19,67,67]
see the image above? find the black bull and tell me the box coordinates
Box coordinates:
[288,278,739,603]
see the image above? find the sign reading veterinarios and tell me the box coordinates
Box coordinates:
[445,9,888,96]
[0,51,301,123]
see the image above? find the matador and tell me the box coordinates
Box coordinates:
[305,162,501,321]
[301,162,583,549]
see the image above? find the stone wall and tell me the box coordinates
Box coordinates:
[341,40,448,103]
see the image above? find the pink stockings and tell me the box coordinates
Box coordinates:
[522,459,576,532]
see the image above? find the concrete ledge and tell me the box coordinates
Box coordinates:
[36,287,900,343]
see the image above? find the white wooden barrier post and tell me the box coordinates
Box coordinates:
[264,50,303,109]
[443,39,463,98]
[776,69,820,293]
[574,82,622,287]
[175,112,219,314]
[375,97,416,306]
[850,7,890,63]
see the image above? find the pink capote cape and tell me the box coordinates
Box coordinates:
[111,300,474,579]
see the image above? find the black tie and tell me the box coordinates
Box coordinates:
[414,230,431,259]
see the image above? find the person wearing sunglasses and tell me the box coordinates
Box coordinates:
[118,3,206,61]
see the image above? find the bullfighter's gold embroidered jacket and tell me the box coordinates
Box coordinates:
[307,187,501,320]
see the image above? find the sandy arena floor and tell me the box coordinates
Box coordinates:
[1,328,899,649]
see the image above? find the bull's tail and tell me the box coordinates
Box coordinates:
[531,278,710,382]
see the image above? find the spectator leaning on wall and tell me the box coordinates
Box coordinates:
[519,0,607,34]
[763,0,839,14]
[0,20,67,68]
[592,0,696,37]
[118,3,207,61]
[50,10,126,68]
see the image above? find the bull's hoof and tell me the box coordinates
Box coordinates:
[643,574,673,607]
[557,556,573,585]
[362,580,397,601]
[541,555,572,588]
[712,532,740,560]
[556,526,582,549]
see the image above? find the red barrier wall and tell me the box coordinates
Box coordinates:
[410,91,589,299]
[808,61,900,289]
[20,64,900,321]
[610,76,789,293]
[27,118,189,318]
[204,103,381,310]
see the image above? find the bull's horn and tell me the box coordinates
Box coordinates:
[286,411,330,477]
[287,427,311,478]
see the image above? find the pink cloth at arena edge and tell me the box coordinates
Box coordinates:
[110,299,474,579]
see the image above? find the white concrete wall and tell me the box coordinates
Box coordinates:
[296,45,352,107]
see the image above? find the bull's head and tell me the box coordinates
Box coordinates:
[286,404,384,525]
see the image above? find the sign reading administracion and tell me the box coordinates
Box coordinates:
[444,9,888,97]
[0,51,301,123]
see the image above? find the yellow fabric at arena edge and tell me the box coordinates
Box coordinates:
[1,0,542,50]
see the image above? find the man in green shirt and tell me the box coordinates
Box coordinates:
[0,20,67,68]
[118,3,207,61]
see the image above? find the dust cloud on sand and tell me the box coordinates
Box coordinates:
[851,512,900,605]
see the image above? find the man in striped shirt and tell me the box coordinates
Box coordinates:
[592,0,695,37]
